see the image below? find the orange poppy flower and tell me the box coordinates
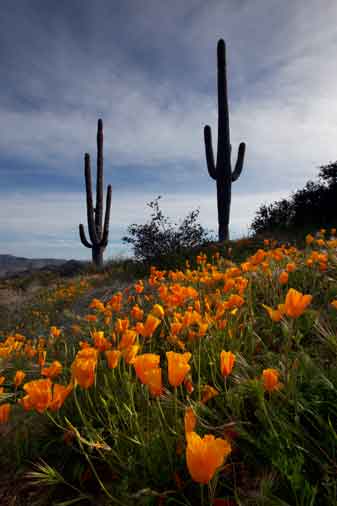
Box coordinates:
[166,351,191,387]
[41,360,63,379]
[105,350,121,369]
[50,326,62,338]
[0,403,11,424]
[38,350,47,367]
[92,331,112,352]
[184,407,197,434]
[134,281,144,293]
[118,330,137,350]
[21,379,53,413]
[278,271,289,285]
[220,351,235,377]
[141,314,161,338]
[84,314,97,322]
[223,295,244,311]
[305,234,314,245]
[262,368,282,392]
[14,370,26,388]
[50,383,73,411]
[186,432,232,484]
[133,354,160,384]
[71,348,98,389]
[201,385,219,404]
[142,367,162,396]
[123,345,139,364]
[262,304,283,322]
[115,318,129,334]
[71,358,97,389]
[89,298,105,312]
[278,288,312,318]
[131,305,144,321]
[286,263,296,273]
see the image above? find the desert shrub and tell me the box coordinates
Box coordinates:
[251,161,337,236]
[122,196,215,268]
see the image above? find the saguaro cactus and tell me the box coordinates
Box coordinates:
[204,39,246,241]
[79,118,112,267]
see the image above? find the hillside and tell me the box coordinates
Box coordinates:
[0,254,77,278]
[1,233,337,505]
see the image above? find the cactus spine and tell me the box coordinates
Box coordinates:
[204,39,246,241]
[79,118,112,267]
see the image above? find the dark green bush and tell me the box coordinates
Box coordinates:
[251,161,337,236]
[122,196,215,269]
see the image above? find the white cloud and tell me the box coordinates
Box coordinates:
[0,188,290,258]
[1,0,337,258]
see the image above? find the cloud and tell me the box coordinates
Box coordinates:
[1,0,337,257]
[0,188,290,258]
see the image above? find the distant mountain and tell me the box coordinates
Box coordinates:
[0,254,73,278]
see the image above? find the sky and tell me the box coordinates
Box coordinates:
[1,0,337,260]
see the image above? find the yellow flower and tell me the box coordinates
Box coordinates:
[220,351,235,377]
[151,304,165,319]
[186,432,231,484]
[123,345,139,364]
[166,351,191,387]
[262,368,282,392]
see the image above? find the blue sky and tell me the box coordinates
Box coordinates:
[1,0,337,260]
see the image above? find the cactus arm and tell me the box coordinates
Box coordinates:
[95,118,104,237]
[232,142,246,183]
[100,184,112,247]
[204,125,217,180]
[79,224,93,248]
[231,142,246,182]
[84,153,99,245]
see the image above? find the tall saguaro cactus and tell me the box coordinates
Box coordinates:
[79,119,112,267]
[204,39,246,241]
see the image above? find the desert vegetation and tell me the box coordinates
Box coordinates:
[251,161,337,239]
[1,227,337,505]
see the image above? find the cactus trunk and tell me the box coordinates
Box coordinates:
[217,177,231,241]
[92,247,104,268]
[204,39,246,242]
[79,119,112,267]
